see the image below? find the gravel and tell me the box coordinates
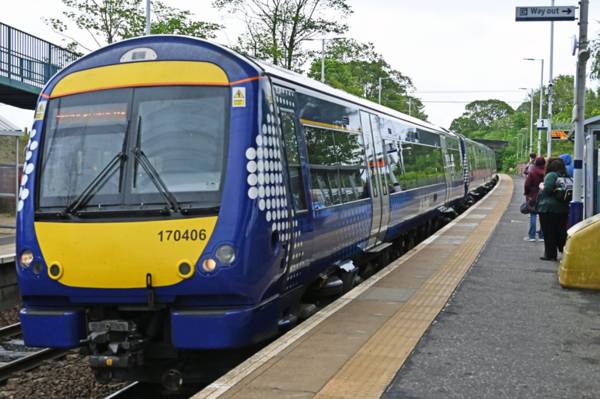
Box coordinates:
[0,353,128,399]
[0,306,20,328]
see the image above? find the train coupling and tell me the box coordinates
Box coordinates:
[87,320,146,372]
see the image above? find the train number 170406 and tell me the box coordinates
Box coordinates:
[158,229,207,242]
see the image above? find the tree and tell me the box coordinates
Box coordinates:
[213,0,352,70]
[306,39,427,119]
[47,0,221,52]
[450,100,514,133]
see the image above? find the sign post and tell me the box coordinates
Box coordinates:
[515,6,576,21]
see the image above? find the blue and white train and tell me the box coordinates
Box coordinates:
[15,35,496,384]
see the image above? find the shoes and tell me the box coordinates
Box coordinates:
[537,237,544,242]
[540,256,557,261]
[524,237,536,242]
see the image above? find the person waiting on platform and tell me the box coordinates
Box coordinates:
[524,156,545,242]
[535,157,569,261]
[559,153,574,178]
[523,152,536,176]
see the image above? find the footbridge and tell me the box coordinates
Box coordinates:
[0,23,77,109]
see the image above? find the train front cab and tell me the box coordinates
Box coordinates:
[16,37,307,380]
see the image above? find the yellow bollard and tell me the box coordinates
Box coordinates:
[559,213,600,289]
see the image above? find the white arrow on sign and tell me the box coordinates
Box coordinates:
[516,6,576,22]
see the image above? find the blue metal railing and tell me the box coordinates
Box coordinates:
[0,23,79,89]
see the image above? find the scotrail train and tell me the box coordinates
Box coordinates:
[16,35,497,385]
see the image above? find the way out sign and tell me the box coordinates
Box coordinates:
[516,6,576,21]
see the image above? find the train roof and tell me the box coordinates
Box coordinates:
[45,35,459,140]
[249,58,450,135]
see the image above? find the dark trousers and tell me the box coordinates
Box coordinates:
[539,212,568,259]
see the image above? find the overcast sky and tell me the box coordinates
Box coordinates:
[1,0,599,130]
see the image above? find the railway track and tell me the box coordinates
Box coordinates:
[103,381,201,399]
[0,322,70,383]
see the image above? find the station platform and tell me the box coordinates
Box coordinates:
[193,174,539,399]
[0,243,15,264]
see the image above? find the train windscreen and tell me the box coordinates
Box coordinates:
[37,86,229,213]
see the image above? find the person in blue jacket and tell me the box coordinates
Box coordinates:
[559,153,574,177]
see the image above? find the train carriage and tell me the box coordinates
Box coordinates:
[16,35,496,384]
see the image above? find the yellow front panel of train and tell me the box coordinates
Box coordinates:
[34,217,217,289]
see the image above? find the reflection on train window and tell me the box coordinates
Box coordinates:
[132,87,226,195]
[280,112,307,210]
[388,142,445,190]
[304,126,366,209]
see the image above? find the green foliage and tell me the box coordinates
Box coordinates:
[213,0,352,70]
[306,39,426,119]
[447,74,600,172]
[46,0,221,52]
[449,99,514,133]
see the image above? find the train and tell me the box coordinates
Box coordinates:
[15,35,497,386]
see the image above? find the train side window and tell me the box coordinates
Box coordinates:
[384,140,403,192]
[396,143,445,189]
[280,112,307,211]
[333,130,365,200]
[304,125,366,208]
[305,126,339,208]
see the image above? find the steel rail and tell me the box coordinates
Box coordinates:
[0,347,70,382]
[0,323,21,340]
[102,382,153,399]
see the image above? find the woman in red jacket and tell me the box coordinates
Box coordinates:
[524,157,545,241]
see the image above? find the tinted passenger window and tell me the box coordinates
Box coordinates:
[280,112,307,211]
[305,126,366,209]
[389,143,445,190]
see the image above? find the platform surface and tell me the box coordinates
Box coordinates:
[193,175,513,399]
[0,243,15,264]
[384,177,600,398]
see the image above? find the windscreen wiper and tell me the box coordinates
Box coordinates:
[64,152,126,215]
[133,116,181,213]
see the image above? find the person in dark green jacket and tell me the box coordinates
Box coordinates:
[536,157,569,260]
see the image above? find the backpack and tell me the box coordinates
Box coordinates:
[554,176,573,203]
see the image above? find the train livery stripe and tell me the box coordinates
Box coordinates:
[34,216,217,289]
[299,118,362,134]
[50,61,230,98]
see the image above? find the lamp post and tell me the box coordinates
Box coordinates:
[377,77,391,104]
[145,0,151,35]
[524,58,544,156]
[307,37,344,83]
[547,0,555,159]
[570,0,590,226]
[519,87,534,154]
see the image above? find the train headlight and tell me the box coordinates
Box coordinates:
[216,245,236,265]
[19,250,34,268]
[202,258,217,273]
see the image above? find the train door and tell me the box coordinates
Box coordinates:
[360,111,390,248]
[274,85,308,289]
[440,136,452,203]
[459,137,469,197]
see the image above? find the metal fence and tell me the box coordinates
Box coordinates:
[0,22,78,88]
